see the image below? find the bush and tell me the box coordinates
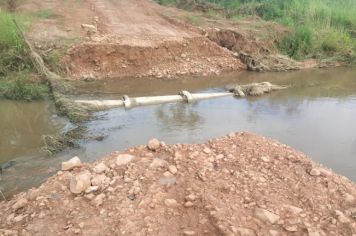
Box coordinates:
[0,10,32,76]
[187,15,201,25]
[1,74,49,101]
[279,26,313,59]
[321,29,354,55]
[155,0,356,60]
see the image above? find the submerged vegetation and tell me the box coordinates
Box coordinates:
[157,0,356,60]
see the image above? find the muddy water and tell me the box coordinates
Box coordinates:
[1,67,356,197]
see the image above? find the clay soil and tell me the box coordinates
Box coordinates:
[17,0,244,79]
[14,0,324,79]
[1,132,355,236]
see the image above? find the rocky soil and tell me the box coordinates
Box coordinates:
[1,132,356,236]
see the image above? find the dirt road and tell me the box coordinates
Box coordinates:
[57,0,244,79]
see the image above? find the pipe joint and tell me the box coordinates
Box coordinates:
[179,90,193,103]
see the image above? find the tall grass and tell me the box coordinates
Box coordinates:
[156,0,356,60]
[0,10,32,76]
[0,10,49,100]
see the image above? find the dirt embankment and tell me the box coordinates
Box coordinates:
[60,0,245,79]
[19,0,317,80]
[1,132,355,236]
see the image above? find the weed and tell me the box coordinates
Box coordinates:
[34,9,57,19]
[187,15,201,25]
[155,0,356,60]
[0,73,49,101]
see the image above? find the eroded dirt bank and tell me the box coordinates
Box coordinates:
[1,132,355,236]
[61,0,246,79]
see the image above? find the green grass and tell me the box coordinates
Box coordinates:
[0,72,50,101]
[34,9,57,19]
[0,10,32,76]
[156,0,356,60]
[187,15,201,25]
[0,9,51,100]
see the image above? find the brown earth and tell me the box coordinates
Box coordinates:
[1,132,356,236]
[16,0,244,79]
[15,0,319,80]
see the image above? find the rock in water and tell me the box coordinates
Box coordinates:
[70,170,92,194]
[62,156,82,171]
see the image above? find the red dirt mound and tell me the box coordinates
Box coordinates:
[1,132,355,235]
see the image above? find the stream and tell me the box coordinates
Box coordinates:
[1,67,356,198]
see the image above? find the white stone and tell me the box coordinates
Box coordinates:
[148,138,160,151]
[91,174,109,187]
[85,186,99,194]
[284,225,298,232]
[62,156,81,171]
[283,204,303,214]
[70,170,91,194]
[235,227,255,236]
[185,194,196,201]
[168,165,178,175]
[12,198,28,211]
[150,158,168,169]
[183,231,195,235]
[92,193,105,206]
[93,163,107,174]
[164,199,178,207]
[335,210,350,223]
[254,208,280,224]
[309,168,321,176]
[203,148,211,154]
[261,156,270,162]
[116,154,135,166]
[184,201,194,208]
[269,230,280,236]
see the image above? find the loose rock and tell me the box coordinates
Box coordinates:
[148,138,160,151]
[254,208,280,224]
[164,199,178,207]
[168,165,178,175]
[12,198,28,211]
[70,170,91,194]
[116,154,135,166]
[93,163,107,174]
[61,156,81,171]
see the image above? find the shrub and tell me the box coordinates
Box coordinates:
[187,15,201,25]
[0,10,32,76]
[1,74,49,101]
[279,26,313,59]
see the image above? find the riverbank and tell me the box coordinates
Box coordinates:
[2,0,354,85]
[1,132,355,235]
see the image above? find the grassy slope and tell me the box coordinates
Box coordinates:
[0,9,49,100]
[157,0,356,61]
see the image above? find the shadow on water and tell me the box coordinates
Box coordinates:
[1,67,356,197]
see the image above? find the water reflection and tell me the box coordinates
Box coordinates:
[155,103,202,132]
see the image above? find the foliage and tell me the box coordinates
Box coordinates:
[0,73,49,101]
[155,0,356,60]
[0,10,32,76]
[34,9,57,19]
[187,15,201,25]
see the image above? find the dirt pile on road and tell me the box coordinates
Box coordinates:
[63,36,244,79]
[1,132,356,236]
[59,0,244,79]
